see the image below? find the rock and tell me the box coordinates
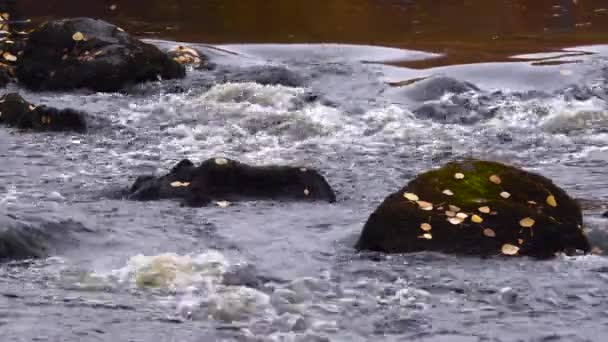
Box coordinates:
[16,17,185,92]
[224,65,304,87]
[128,158,336,206]
[167,45,211,69]
[603,211,608,218]
[0,93,86,132]
[356,160,590,258]
[413,95,498,125]
[400,76,479,102]
[0,214,83,260]
[0,214,47,260]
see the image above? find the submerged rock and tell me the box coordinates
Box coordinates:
[128,158,336,206]
[400,76,479,102]
[356,160,590,258]
[16,17,185,92]
[0,93,86,132]
[223,65,305,87]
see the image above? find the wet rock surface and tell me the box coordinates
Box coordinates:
[128,158,336,206]
[0,214,85,261]
[0,93,86,132]
[16,17,185,92]
[166,45,211,69]
[221,65,305,87]
[356,160,590,258]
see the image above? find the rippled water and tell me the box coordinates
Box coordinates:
[2,2,608,341]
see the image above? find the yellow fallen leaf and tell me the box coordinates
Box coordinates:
[449,205,461,212]
[445,210,456,217]
[519,217,535,228]
[456,212,468,219]
[454,173,465,179]
[417,201,433,211]
[501,244,520,255]
[2,51,16,62]
[214,157,228,165]
[478,206,491,214]
[170,181,190,187]
[546,195,557,207]
[448,217,463,225]
[403,192,419,201]
[489,175,501,184]
[72,31,84,41]
[500,191,511,199]
[420,223,432,231]
[471,215,483,223]
[418,233,432,240]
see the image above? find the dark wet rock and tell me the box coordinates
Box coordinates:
[223,65,304,87]
[166,45,212,70]
[0,93,86,132]
[356,160,590,258]
[603,211,608,218]
[0,214,83,261]
[401,76,479,102]
[16,17,185,92]
[128,158,336,206]
[413,94,498,124]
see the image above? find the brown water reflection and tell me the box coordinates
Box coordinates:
[14,0,608,66]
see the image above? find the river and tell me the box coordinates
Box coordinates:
[1,1,608,341]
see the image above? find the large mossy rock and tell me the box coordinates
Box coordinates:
[356,160,590,258]
[16,18,185,92]
[128,158,336,206]
[0,93,86,132]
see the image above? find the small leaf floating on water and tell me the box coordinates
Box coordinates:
[501,244,520,256]
[478,206,491,214]
[417,201,433,211]
[109,4,117,10]
[546,195,557,207]
[442,189,454,196]
[500,191,511,199]
[519,217,535,228]
[489,175,501,184]
[215,200,231,208]
[170,181,190,188]
[420,223,432,231]
[454,172,465,180]
[303,188,310,196]
[483,228,496,237]
[528,201,537,205]
[299,167,308,172]
[117,27,125,32]
[518,238,524,245]
[418,233,432,240]
[403,192,419,201]
[445,210,456,217]
[471,215,483,223]
[72,31,84,41]
[449,204,461,212]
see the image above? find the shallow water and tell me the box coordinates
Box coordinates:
[2,2,608,342]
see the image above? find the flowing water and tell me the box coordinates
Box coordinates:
[2,1,608,341]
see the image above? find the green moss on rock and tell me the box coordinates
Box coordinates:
[356,160,590,258]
